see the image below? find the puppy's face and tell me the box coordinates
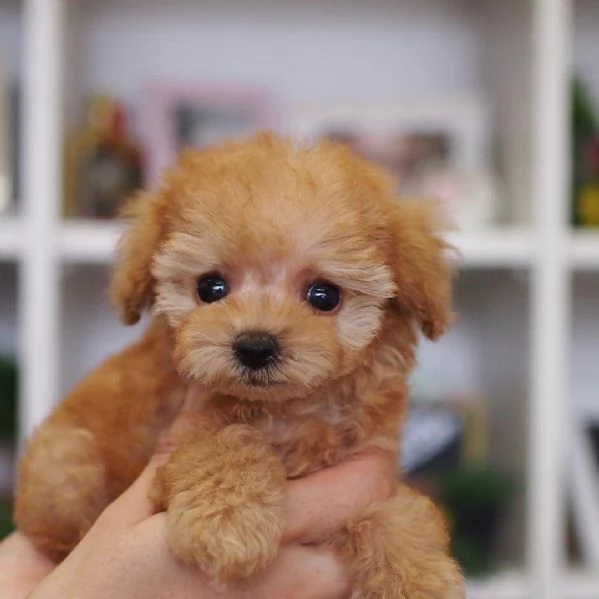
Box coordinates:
[111,133,452,401]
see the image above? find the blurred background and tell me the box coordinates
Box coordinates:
[0,0,598,597]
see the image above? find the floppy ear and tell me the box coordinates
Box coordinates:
[389,199,455,340]
[109,190,168,325]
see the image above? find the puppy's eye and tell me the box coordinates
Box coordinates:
[197,275,229,303]
[305,282,341,312]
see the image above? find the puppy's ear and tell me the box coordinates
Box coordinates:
[389,200,455,340]
[109,190,168,325]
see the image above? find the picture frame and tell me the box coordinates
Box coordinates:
[290,94,501,232]
[143,83,275,189]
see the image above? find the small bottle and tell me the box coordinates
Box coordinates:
[64,94,143,219]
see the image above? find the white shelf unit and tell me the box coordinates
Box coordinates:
[0,0,598,597]
[0,217,22,260]
[54,220,535,268]
[569,232,599,269]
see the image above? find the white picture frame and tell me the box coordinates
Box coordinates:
[143,83,276,190]
[289,93,501,232]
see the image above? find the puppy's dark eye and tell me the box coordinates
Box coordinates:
[306,282,340,312]
[197,275,228,303]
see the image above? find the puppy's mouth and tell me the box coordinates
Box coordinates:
[240,369,283,388]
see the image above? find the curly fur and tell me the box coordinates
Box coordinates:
[15,132,463,597]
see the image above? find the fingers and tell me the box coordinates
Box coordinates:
[0,532,56,594]
[282,449,396,544]
[246,544,349,599]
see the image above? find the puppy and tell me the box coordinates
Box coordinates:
[15,132,465,598]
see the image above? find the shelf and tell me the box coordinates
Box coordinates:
[448,228,534,269]
[57,221,534,269]
[466,572,529,599]
[0,216,23,260]
[569,231,599,270]
[560,571,599,599]
[58,220,124,264]
[465,571,599,599]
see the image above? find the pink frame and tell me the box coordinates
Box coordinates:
[143,83,274,189]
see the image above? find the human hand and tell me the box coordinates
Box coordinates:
[0,429,394,599]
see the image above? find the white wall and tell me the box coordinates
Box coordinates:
[67,0,483,112]
[0,3,22,81]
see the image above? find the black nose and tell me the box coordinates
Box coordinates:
[234,332,279,370]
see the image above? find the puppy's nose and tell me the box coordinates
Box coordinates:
[234,332,279,370]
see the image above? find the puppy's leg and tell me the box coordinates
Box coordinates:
[153,423,286,583]
[14,319,183,559]
[14,423,109,561]
[338,485,465,599]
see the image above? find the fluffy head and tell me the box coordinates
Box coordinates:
[110,132,453,401]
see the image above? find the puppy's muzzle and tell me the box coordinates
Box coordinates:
[234,332,280,371]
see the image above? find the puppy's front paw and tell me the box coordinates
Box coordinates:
[159,424,286,582]
[168,494,283,581]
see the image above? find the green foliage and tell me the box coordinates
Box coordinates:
[0,357,17,441]
[437,465,517,579]
[438,465,516,513]
[450,536,493,578]
[572,77,599,139]
[0,500,14,540]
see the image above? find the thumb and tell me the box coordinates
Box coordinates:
[104,451,171,525]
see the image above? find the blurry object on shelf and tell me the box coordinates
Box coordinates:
[589,422,599,465]
[400,394,515,577]
[400,394,489,476]
[143,83,274,189]
[8,83,20,209]
[64,94,143,219]
[568,418,599,568]
[0,55,11,215]
[572,76,599,228]
[292,94,501,232]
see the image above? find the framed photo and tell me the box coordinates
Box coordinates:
[291,95,501,231]
[144,84,275,189]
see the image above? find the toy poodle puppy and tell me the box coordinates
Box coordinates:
[15,132,464,598]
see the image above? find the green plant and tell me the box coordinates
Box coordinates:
[0,357,18,441]
[0,500,14,540]
[572,77,599,139]
[437,465,517,578]
[439,465,515,511]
